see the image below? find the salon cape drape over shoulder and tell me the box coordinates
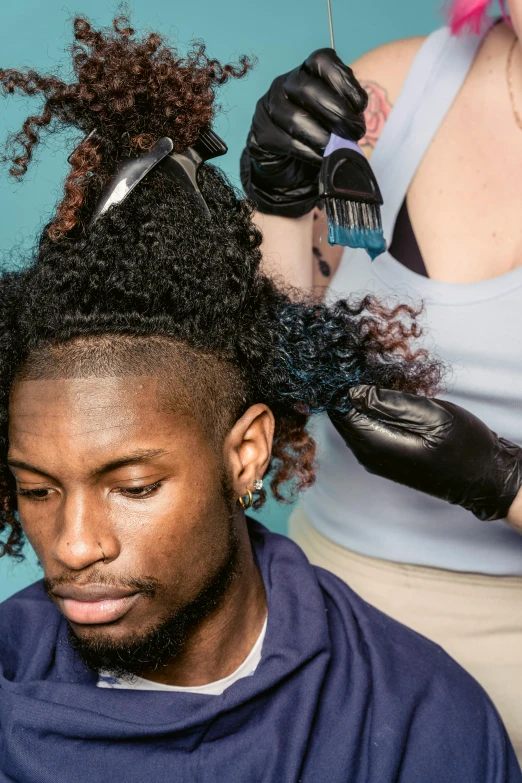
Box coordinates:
[0,520,520,783]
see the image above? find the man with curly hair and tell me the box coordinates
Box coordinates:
[0,15,520,783]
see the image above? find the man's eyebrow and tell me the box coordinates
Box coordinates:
[7,459,54,479]
[7,449,169,480]
[91,449,169,477]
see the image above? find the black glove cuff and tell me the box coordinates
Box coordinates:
[469,439,522,521]
[240,148,319,218]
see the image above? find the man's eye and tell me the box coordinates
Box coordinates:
[17,488,52,501]
[118,482,162,498]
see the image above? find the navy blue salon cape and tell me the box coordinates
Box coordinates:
[0,520,520,783]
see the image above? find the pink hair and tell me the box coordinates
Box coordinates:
[447,0,509,34]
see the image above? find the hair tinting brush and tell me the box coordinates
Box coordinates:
[319,134,385,259]
[319,0,386,260]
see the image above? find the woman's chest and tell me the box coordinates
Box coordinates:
[407,62,522,283]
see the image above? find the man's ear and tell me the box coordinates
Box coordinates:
[223,404,275,498]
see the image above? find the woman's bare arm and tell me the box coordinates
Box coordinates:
[255,211,315,290]
[507,487,522,533]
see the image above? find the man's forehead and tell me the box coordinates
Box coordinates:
[11,375,164,408]
[9,335,245,444]
[8,375,197,436]
[7,376,207,474]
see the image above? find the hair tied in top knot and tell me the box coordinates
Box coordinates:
[0,14,252,241]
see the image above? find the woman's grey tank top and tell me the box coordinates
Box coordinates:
[303,26,522,576]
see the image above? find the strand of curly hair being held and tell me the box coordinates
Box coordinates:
[0,14,442,558]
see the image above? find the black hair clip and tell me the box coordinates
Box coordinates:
[89,128,227,227]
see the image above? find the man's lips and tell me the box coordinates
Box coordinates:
[52,584,141,625]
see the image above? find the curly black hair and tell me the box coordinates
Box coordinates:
[0,15,442,558]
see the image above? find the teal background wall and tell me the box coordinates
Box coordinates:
[0,0,442,600]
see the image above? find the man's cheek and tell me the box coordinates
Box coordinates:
[18,515,48,565]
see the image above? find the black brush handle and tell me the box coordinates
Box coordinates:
[193,128,228,162]
[319,148,383,205]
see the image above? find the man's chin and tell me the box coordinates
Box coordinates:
[66,618,181,678]
[64,510,239,677]
[67,619,151,649]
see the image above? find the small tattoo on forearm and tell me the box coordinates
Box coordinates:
[313,246,331,278]
[359,80,392,149]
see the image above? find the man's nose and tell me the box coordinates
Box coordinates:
[51,490,119,570]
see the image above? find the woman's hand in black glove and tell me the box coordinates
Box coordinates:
[240,49,368,218]
[329,385,522,523]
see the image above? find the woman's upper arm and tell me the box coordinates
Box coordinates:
[256,211,315,291]
[352,36,426,159]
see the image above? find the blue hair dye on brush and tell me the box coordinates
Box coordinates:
[319,135,386,261]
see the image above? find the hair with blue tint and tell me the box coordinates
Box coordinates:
[265,297,438,415]
[0,13,442,558]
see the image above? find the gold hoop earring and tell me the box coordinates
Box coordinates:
[238,489,253,510]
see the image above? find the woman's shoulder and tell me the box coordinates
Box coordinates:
[351,36,427,156]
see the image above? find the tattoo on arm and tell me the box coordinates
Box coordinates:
[313,245,331,278]
[359,80,392,150]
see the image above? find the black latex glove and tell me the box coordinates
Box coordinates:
[329,385,522,522]
[240,48,368,218]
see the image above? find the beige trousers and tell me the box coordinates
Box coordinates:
[289,506,522,764]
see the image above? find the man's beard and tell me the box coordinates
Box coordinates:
[64,495,240,680]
